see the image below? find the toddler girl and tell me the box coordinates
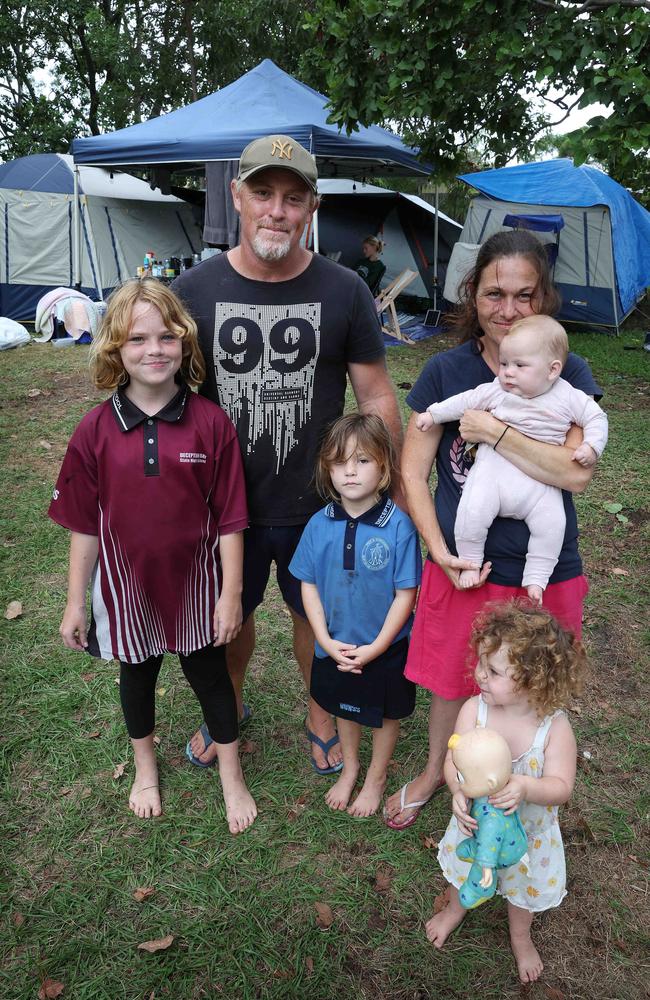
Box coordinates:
[426,599,586,984]
[289,413,422,817]
[49,279,257,834]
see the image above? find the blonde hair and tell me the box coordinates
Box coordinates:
[471,600,586,716]
[506,314,569,365]
[363,235,384,254]
[90,279,205,391]
[315,413,394,502]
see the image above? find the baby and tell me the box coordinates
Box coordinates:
[416,316,608,602]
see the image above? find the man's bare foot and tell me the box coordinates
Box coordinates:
[325,764,359,810]
[129,781,162,819]
[526,584,543,605]
[307,709,343,771]
[221,773,257,835]
[188,726,219,766]
[425,897,466,947]
[510,929,543,983]
[347,775,386,817]
[459,568,480,589]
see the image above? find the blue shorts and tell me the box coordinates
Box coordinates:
[242,524,306,622]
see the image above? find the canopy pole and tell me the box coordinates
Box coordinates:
[73,166,81,289]
[433,185,439,311]
[312,206,320,254]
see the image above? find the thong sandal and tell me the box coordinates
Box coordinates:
[305,724,344,775]
[382,779,446,830]
[185,723,218,769]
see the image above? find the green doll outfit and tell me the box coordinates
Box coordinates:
[456,797,528,909]
[438,695,568,913]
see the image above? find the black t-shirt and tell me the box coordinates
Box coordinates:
[406,340,603,586]
[173,254,385,525]
[353,258,386,293]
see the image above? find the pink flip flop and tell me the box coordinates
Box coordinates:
[382,779,446,830]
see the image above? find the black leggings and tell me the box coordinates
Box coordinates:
[119,643,238,744]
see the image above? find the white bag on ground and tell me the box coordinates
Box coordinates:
[0,317,31,350]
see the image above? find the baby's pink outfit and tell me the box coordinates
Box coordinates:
[427,378,608,589]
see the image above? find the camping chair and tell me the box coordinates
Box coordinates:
[375,269,418,343]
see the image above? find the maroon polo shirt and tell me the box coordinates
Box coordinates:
[49,386,248,663]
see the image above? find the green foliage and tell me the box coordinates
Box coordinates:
[304,0,650,190]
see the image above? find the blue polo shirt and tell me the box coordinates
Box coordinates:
[289,496,422,658]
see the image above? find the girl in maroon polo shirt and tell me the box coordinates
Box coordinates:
[49,280,257,834]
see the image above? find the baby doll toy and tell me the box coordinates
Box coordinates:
[448,728,528,910]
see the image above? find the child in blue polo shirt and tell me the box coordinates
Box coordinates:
[290,413,422,817]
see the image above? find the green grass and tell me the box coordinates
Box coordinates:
[1,331,649,999]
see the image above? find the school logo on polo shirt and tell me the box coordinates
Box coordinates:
[179,452,207,464]
[361,537,390,571]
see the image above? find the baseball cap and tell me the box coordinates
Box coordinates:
[238,134,318,194]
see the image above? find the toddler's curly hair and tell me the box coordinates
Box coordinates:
[471,599,586,716]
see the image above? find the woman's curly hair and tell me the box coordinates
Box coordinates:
[471,599,586,716]
[90,278,205,391]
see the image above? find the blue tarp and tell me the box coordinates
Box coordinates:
[502,213,564,233]
[72,60,430,179]
[458,159,650,320]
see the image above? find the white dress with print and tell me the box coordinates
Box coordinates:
[437,695,567,913]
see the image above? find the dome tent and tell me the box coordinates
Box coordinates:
[0,153,202,322]
[457,158,650,330]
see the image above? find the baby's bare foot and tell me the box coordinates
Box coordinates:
[129,781,162,819]
[222,775,257,835]
[325,767,358,811]
[459,568,480,589]
[425,903,465,948]
[347,776,386,817]
[510,930,543,983]
[526,584,544,605]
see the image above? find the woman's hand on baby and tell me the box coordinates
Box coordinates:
[489,775,529,815]
[459,409,502,445]
[452,789,477,837]
[60,603,89,651]
[213,595,242,646]
[434,549,492,592]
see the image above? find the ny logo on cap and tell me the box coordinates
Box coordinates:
[271,139,293,160]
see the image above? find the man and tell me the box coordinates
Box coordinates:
[173,134,402,773]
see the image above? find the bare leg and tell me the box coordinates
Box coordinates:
[129,734,162,819]
[291,607,343,770]
[348,718,400,817]
[508,903,543,984]
[425,885,466,947]
[188,616,255,766]
[325,718,361,811]
[213,738,258,835]
[384,693,466,825]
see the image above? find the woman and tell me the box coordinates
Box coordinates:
[383,230,601,829]
[353,235,386,295]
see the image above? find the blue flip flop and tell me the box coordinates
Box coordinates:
[185,722,217,769]
[305,724,344,775]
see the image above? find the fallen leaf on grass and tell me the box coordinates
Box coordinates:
[12,911,24,927]
[611,567,630,577]
[137,934,174,953]
[38,980,64,999]
[80,672,96,682]
[420,834,439,850]
[576,815,596,843]
[603,502,623,514]
[367,907,387,931]
[543,986,566,1000]
[60,787,72,796]
[314,902,334,929]
[152,735,161,746]
[239,739,258,755]
[133,886,155,903]
[271,969,291,980]
[5,600,23,620]
[287,794,308,822]
[39,439,52,450]
[112,762,127,780]
[80,787,92,799]
[27,388,42,397]
[305,956,314,976]
[86,730,101,739]
[156,687,166,697]
[432,887,450,914]
[114,676,121,685]
[373,870,392,893]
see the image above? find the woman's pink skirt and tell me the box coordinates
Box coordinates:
[405,561,588,700]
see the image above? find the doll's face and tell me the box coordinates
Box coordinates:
[450,729,512,798]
